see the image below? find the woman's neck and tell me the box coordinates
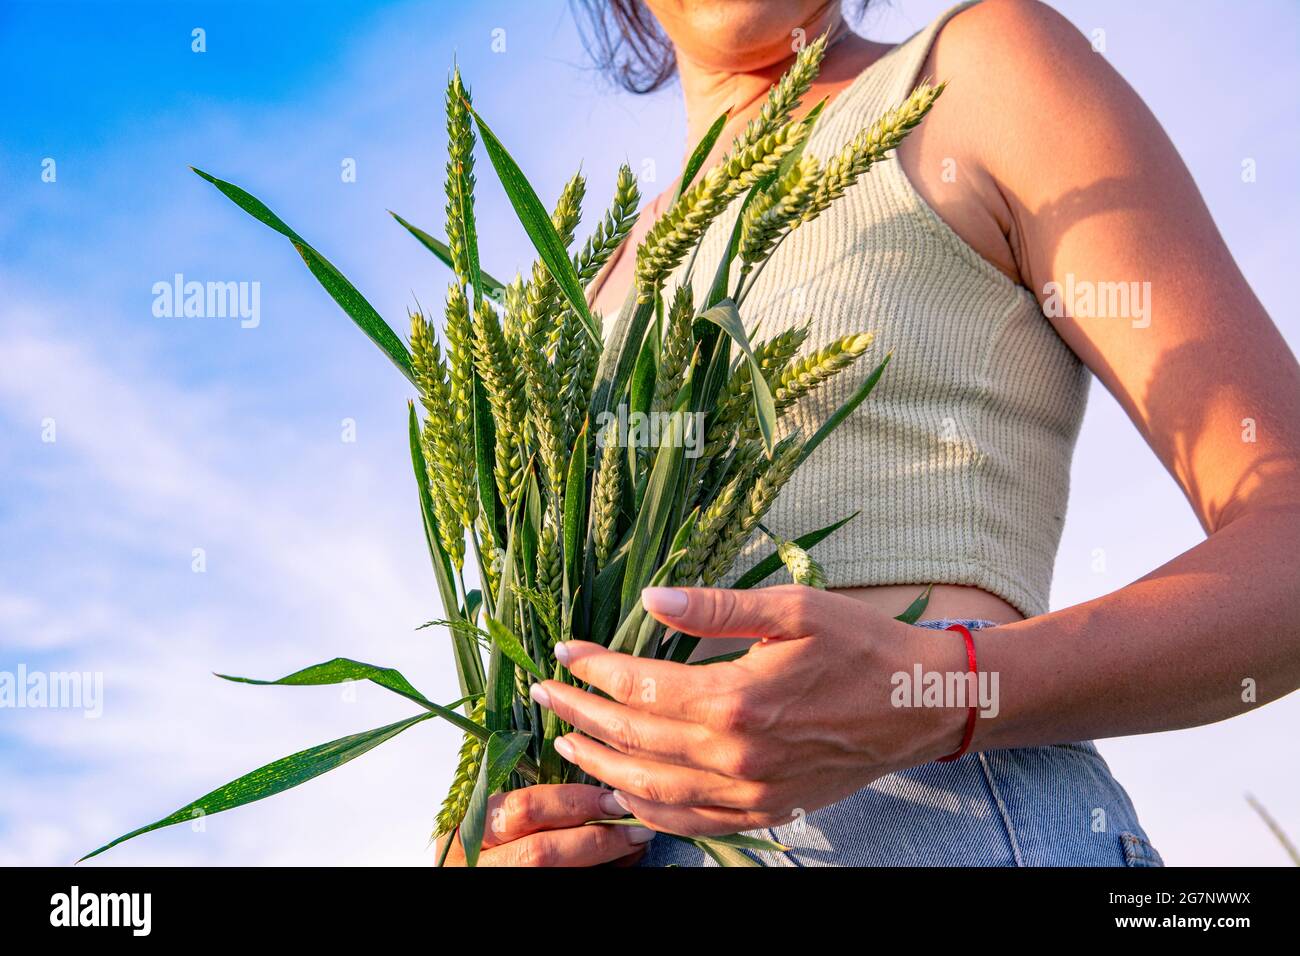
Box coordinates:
[674,30,891,167]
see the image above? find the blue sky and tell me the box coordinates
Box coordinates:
[1,0,1297,866]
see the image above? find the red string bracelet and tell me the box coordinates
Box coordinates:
[936,623,979,763]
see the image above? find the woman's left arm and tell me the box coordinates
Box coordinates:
[917,0,1300,745]
[529,0,1300,835]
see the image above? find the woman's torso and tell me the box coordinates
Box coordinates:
[591,2,1088,629]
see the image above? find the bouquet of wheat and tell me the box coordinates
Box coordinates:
[83,36,942,865]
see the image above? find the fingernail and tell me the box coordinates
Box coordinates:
[554,642,572,666]
[642,587,688,617]
[528,682,552,709]
[611,790,634,814]
[598,791,624,817]
[553,735,576,761]
[626,826,655,845]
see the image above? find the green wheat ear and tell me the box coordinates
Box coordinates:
[653,285,695,414]
[444,65,478,290]
[801,80,946,224]
[410,309,467,570]
[433,698,487,839]
[777,537,828,589]
[732,32,828,151]
[575,162,640,285]
[772,332,875,413]
[635,118,811,300]
[701,435,804,586]
[592,425,623,572]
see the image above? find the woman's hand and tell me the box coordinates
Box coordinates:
[528,585,971,837]
[440,784,654,866]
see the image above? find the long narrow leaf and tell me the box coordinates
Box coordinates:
[694,830,789,853]
[216,658,433,709]
[699,299,777,456]
[212,657,505,764]
[894,585,934,625]
[589,549,627,648]
[591,293,654,418]
[610,547,686,656]
[591,818,789,856]
[693,838,761,866]
[80,713,434,861]
[484,616,546,682]
[798,353,890,467]
[466,105,600,346]
[488,505,524,733]
[619,410,685,614]
[190,167,413,382]
[673,110,728,202]
[388,210,507,299]
[562,421,589,595]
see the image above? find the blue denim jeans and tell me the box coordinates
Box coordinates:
[639,619,1162,867]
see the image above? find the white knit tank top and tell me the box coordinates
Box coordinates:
[669,2,1089,617]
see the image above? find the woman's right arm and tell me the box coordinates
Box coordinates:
[439,784,654,867]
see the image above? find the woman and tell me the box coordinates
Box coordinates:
[443,0,1300,866]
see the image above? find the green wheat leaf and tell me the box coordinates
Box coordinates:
[674,110,729,202]
[894,584,935,625]
[699,299,777,456]
[798,353,890,467]
[563,420,589,594]
[484,616,546,682]
[216,658,433,708]
[466,105,600,346]
[190,167,413,382]
[388,210,507,298]
[80,713,435,862]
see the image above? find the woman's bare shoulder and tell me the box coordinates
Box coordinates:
[902,0,1181,288]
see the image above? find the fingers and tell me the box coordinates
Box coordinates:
[479,821,655,867]
[479,784,624,849]
[640,584,817,640]
[609,789,772,839]
[555,732,762,810]
[530,681,711,768]
[553,640,730,722]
